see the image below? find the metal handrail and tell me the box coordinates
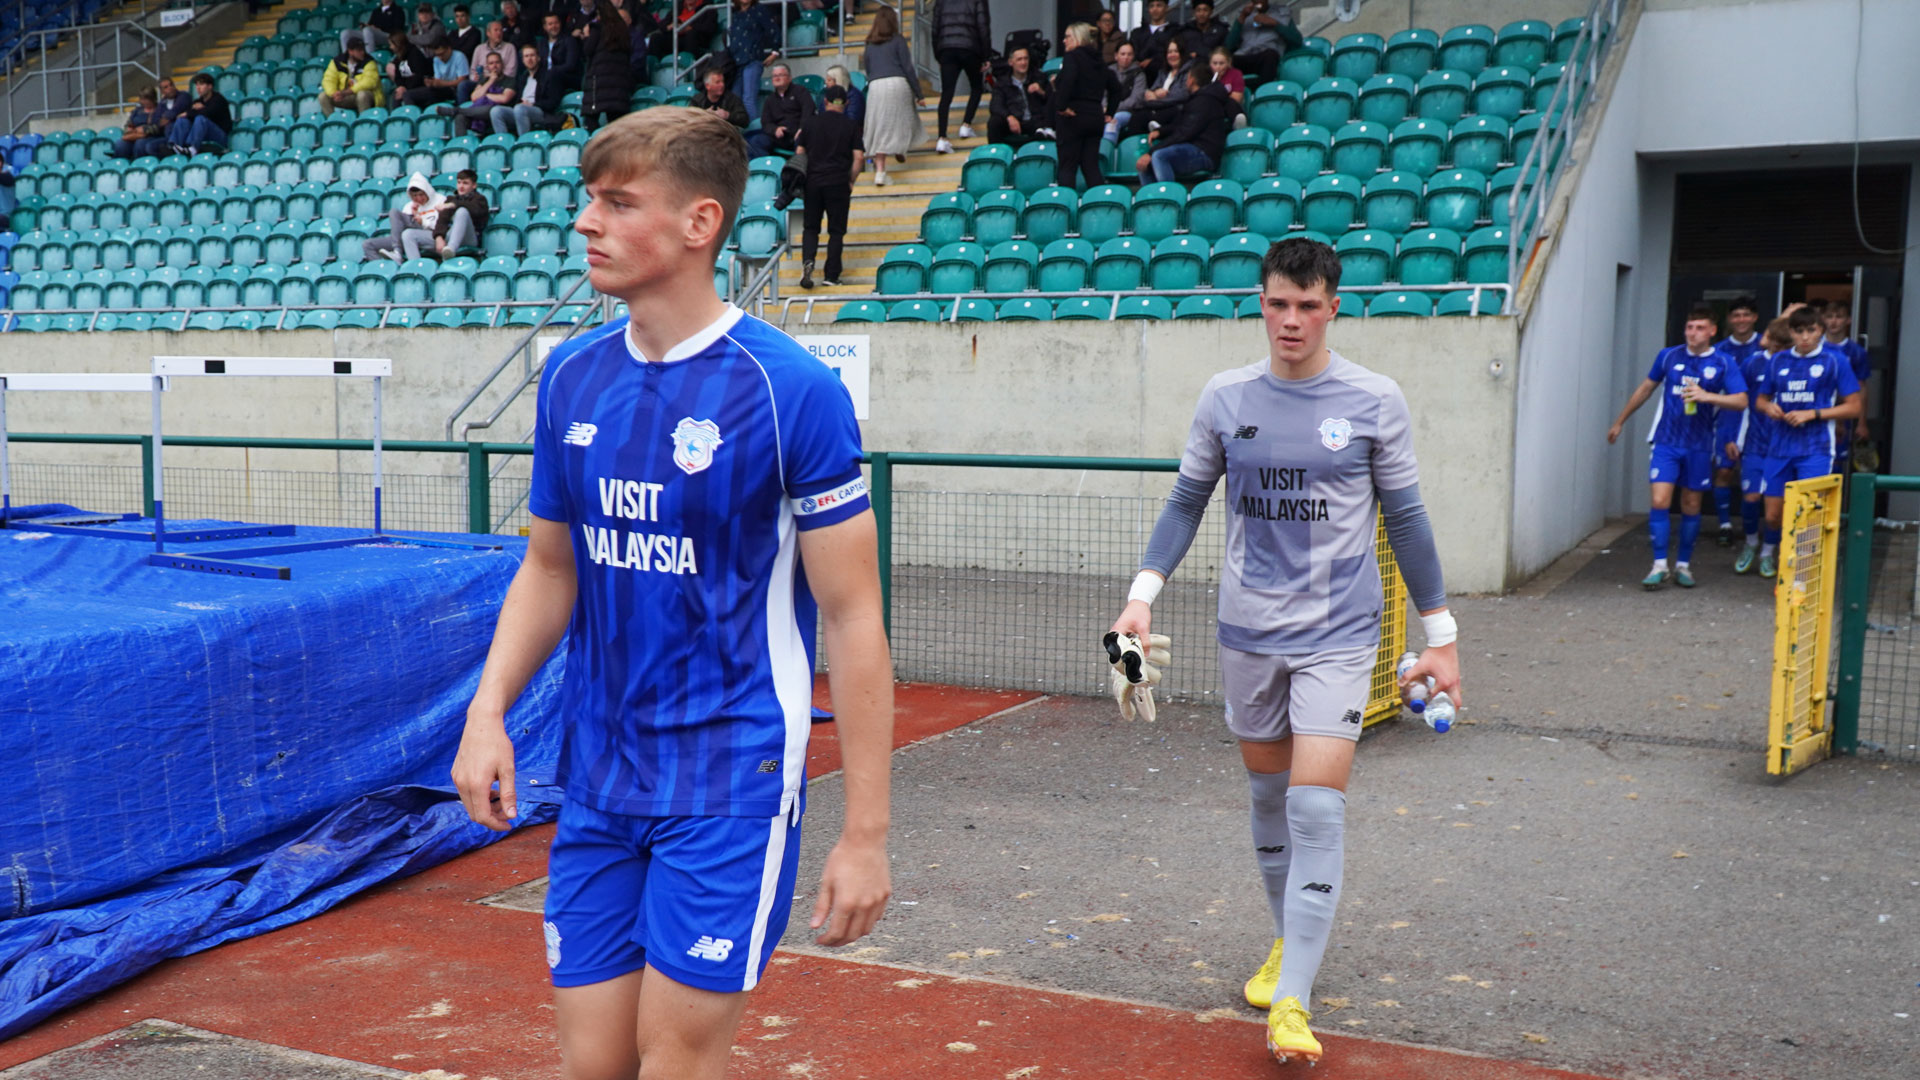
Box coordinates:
[442,270,597,439]
[777,281,1509,324]
[672,0,861,91]
[5,19,168,133]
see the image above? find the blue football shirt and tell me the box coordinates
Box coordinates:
[1735,349,1778,460]
[1645,345,1746,451]
[1711,334,1766,456]
[527,305,869,819]
[1753,345,1862,461]
[1828,337,1869,384]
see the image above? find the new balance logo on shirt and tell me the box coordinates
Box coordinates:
[564,421,598,446]
[1234,425,1260,439]
[688,935,735,961]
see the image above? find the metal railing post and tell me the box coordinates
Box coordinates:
[1832,471,1877,755]
[467,442,491,534]
[140,434,155,516]
[868,450,891,636]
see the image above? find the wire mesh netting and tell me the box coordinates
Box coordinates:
[1854,521,1920,761]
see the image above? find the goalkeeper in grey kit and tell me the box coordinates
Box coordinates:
[1106,238,1461,1068]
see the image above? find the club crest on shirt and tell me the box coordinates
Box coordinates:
[1318,417,1353,452]
[670,417,724,475]
[1810,364,1824,377]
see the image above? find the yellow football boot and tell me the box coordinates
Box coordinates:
[1243,937,1285,1009]
[1266,995,1322,1066]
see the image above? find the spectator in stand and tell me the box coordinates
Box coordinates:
[156,76,193,126]
[498,0,535,45]
[365,172,446,262]
[931,0,990,155]
[1121,36,1191,137]
[1100,40,1145,144]
[320,38,385,113]
[168,73,231,155]
[1208,46,1244,106]
[407,38,470,105]
[797,0,840,35]
[1181,1,1229,61]
[1233,0,1299,86]
[408,2,448,51]
[1094,9,1125,63]
[470,20,519,91]
[536,13,583,89]
[988,45,1047,149]
[824,63,863,124]
[450,48,517,134]
[1129,0,1180,82]
[112,89,167,159]
[625,3,661,82]
[434,168,491,257]
[747,62,813,156]
[344,0,408,56]
[861,4,923,186]
[651,0,716,59]
[386,29,433,102]
[792,84,864,289]
[497,42,567,134]
[1136,63,1235,183]
[1051,22,1122,190]
[696,68,749,130]
[579,0,634,130]
[726,0,781,124]
[564,0,599,37]
[448,4,483,57]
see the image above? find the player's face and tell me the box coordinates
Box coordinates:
[1791,324,1825,353]
[577,173,720,298]
[1822,307,1849,336]
[1683,318,1716,350]
[1728,308,1757,335]
[1259,276,1335,367]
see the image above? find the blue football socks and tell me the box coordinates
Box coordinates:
[1741,498,1762,541]
[1712,485,1733,529]
[1648,508,1671,564]
[1677,513,1702,564]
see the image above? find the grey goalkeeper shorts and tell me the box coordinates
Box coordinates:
[1219,643,1376,742]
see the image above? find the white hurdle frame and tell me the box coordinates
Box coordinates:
[0,373,170,530]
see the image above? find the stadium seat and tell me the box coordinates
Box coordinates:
[1106,133,1152,182]
[1054,296,1110,320]
[1488,164,1537,226]
[1175,294,1236,320]
[1303,77,1358,129]
[971,190,1025,247]
[523,208,571,258]
[1554,17,1590,63]
[1012,143,1059,195]
[392,258,436,305]
[920,192,974,247]
[1368,291,1433,317]
[430,260,475,303]
[315,265,353,307]
[1130,183,1187,243]
[1335,289,1365,317]
[1147,235,1205,290]
[1395,227,1462,285]
[536,168,578,213]
[1037,238,1094,292]
[73,268,109,308]
[282,262,326,307]
[1496,20,1553,70]
[1510,113,1548,170]
[1208,233,1268,290]
[1330,33,1384,82]
[745,156,785,203]
[1438,24,1495,75]
[378,307,422,328]
[299,224,338,266]
[1423,169,1487,232]
[1278,38,1327,85]
[949,297,998,322]
[1248,80,1303,135]
[352,259,398,304]
[733,201,784,258]
[983,240,1039,293]
[1414,69,1471,124]
[1021,186,1078,246]
[1472,67,1532,122]
[1335,229,1395,287]
[1330,121,1387,177]
[962,144,1012,197]
[473,256,518,302]
[1235,293,1263,319]
[476,133,515,174]
[1357,73,1414,126]
[1274,124,1331,184]
[1462,226,1512,284]
[1185,179,1243,241]
[499,170,536,215]
[423,306,465,328]
[1437,287,1503,315]
[929,242,986,293]
[1361,171,1423,233]
[172,265,214,308]
[297,308,341,329]
[1449,115,1510,174]
[1115,295,1173,320]
[550,129,589,170]
[185,311,226,331]
[886,299,942,322]
[834,300,887,323]
[1090,236,1149,291]
[997,297,1052,321]
[1531,62,1567,119]
[1383,28,1439,79]
[1244,176,1302,236]
[1301,173,1362,234]
[1076,185,1132,243]
[207,266,244,307]
[107,312,156,332]
[876,243,933,295]
[1220,127,1275,187]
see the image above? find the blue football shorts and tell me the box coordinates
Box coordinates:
[1649,444,1712,492]
[1739,455,1772,496]
[543,795,803,994]
[1763,452,1836,495]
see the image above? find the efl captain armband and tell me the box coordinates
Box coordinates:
[1420,610,1457,648]
[1103,631,1172,722]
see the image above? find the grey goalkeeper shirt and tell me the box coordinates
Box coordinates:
[1146,351,1426,655]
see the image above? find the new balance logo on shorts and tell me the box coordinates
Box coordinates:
[687,935,735,962]
[564,422,597,447]
[1301,882,1333,893]
[1234,425,1259,439]
[1341,708,1362,725]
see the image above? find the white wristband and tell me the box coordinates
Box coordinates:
[1127,571,1165,606]
[1420,610,1457,648]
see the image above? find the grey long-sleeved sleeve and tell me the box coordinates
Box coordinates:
[1377,482,1446,612]
[1141,471,1217,579]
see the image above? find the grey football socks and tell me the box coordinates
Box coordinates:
[1247,768,1293,939]
[1274,784,1347,1007]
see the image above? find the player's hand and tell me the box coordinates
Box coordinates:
[1680,383,1706,404]
[451,715,518,831]
[1399,642,1461,706]
[1785,409,1815,427]
[1110,599,1152,643]
[1606,421,1623,444]
[811,835,890,946]
[1725,441,1741,463]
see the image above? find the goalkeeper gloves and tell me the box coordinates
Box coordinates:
[1103,631,1171,722]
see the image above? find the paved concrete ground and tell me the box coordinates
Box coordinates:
[0,1022,408,1079]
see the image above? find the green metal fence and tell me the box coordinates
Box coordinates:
[1834,473,1920,762]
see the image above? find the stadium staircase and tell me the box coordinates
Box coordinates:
[173,0,326,85]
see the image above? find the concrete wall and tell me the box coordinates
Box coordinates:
[3,315,1519,591]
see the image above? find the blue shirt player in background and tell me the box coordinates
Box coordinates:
[1751,304,1864,578]
[1822,299,1871,472]
[1709,296,1762,547]
[452,108,895,1080]
[1608,305,1748,590]
[1731,314,1793,575]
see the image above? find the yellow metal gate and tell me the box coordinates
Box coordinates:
[1768,474,1843,775]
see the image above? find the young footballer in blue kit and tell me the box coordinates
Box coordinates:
[1822,300,1871,471]
[1732,315,1793,574]
[452,108,894,1080]
[1750,304,1864,578]
[1607,306,1748,589]
[1709,297,1763,546]
[1110,239,1462,1068]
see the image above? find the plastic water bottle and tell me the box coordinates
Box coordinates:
[1396,652,1430,713]
[1424,692,1455,734]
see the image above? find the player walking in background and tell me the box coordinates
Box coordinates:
[1109,238,1461,1068]
[1750,304,1864,578]
[1607,306,1748,589]
[1732,315,1793,574]
[1822,300,1871,471]
[452,108,893,1080]
[1710,297,1763,547]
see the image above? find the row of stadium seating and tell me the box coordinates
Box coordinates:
[21,113,590,169]
[1237,65,1567,134]
[1269,20,1591,84]
[5,253,589,311]
[7,304,601,333]
[832,288,1502,324]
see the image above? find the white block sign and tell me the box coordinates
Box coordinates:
[795,335,870,420]
[159,8,194,27]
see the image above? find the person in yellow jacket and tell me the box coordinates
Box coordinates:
[319,38,385,114]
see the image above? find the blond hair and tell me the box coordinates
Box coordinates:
[581,108,749,251]
[825,63,852,87]
[1064,21,1096,49]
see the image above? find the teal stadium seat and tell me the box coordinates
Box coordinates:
[887,299,942,322]
[185,311,226,330]
[393,257,436,305]
[1237,293,1264,318]
[745,156,785,203]
[1336,289,1365,317]
[1021,186,1077,245]
[1362,171,1422,233]
[1076,185,1131,243]
[876,243,932,295]
[1531,62,1566,119]
[920,192,974,247]
[928,242,985,294]
[1147,235,1205,291]
[1330,33,1384,82]
[982,240,1039,293]
[1011,143,1059,195]
[352,259,398,304]
[1054,296,1110,320]
[1369,291,1433,317]
[1278,38,1327,85]
[962,144,1012,197]
[473,256,516,302]
[525,209,572,258]
[1208,233,1268,290]
[1335,229,1394,287]
[424,307,465,328]
[1090,236,1149,291]
[1175,294,1236,320]
[733,201,785,258]
[1414,69,1470,124]
[1115,295,1173,320]
[1395,227,1462,285]
[835,300,887,323]
[1244,176,1302,236]
[1301,173,1362,234]
[1248,80,1303,134]
[1496,20,1553,70]
[970,190,1025,247]
[1472,67,1532,122]
[1106,134,1152,182]
[997,297,1052,321]
[1423,169,1487,232]
[1220,128,1275,187]
[1184,179,1243,241]
[1274,123,1331,184]
[1449,115,1509,174]
[1130,183,1187,243]
[431,261,475,303]
[1037,238,1093,292]
[1438,24,1495,75]
[950,297,997,322]
[1357,73,1414,125]
[1302,77,1358,130]
[1331,121,1387,177]
[1383,28,1438,78]
[1462,226,1511,283]
[1510,114,1548,170]
[1488,164,1537,226]
[1437,288,1503,315]
[1554,17,1590,64]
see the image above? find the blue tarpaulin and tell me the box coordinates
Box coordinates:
[0,513,565,1038]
